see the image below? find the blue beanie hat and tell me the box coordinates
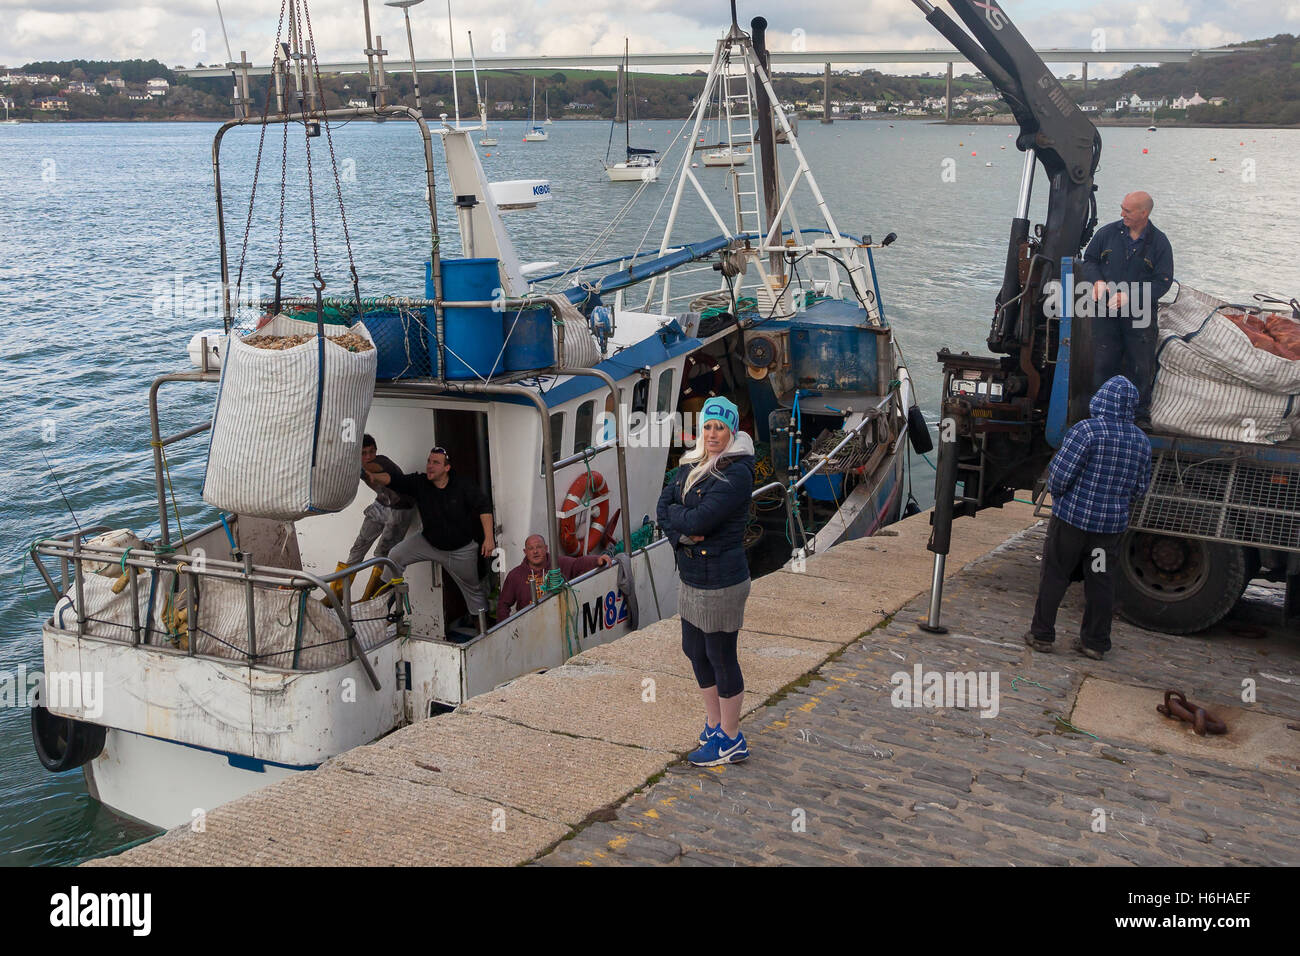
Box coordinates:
[701,396,739,433]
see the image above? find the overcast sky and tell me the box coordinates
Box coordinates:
[1,0,1296,77]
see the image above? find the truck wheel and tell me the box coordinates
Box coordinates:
[1114,532,1246,635]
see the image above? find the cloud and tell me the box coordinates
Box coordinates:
[0,0,1289,72]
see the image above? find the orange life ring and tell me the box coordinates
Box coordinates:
[559,471,610,556]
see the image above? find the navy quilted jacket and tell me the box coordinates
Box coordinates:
[656,433,755,589]
[1049,376,1153,533]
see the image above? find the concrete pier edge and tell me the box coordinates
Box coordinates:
[87,500,1051,867]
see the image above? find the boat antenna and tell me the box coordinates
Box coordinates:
[385,0,426,115]
[467,29,484,125]
[445,0,460,125]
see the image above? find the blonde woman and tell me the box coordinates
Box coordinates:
[656,397,755,765]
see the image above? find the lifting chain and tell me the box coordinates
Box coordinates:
[1157,689,1227,736]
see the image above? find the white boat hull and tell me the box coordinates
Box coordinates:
[702,150,750,166]
[84,728,305,830]
[604,163,660,182]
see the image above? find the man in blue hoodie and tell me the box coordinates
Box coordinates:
[1025,376,1152,660]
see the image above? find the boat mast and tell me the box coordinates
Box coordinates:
[445,0,460,124]
[751,16,781,274]
[624,38,630,159]
[468,29,484,126]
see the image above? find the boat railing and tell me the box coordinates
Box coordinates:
[751,402,891,558]
[30,534,401,691]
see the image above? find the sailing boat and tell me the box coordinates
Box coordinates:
[603,39,659,182]
[479,79,497,146]
[544,90,553,124]
[700,73,750,166]
[0,100,18,125]
[524,78,548,141]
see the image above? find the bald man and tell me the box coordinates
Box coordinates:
[1078,190,1174,426]
[496,534,611,620]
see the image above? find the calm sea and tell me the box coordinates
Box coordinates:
[1,117,1297,865]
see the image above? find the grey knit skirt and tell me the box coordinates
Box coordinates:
[678,578,751,633]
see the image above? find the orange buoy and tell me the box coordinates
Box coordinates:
[1142,148,1148,154]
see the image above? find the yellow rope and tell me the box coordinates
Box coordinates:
[150,440,187,544]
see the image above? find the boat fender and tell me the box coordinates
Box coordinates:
[907,404,934,454]
[31,706,106,773]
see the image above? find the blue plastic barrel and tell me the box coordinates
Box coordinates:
[431,258,505,380]
[803,472,844,502]
[503,305,555,372]
[360,309,430,379]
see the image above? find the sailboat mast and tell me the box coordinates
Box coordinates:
[624,38,630,158]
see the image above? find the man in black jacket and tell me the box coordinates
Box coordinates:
[1077,190,1175,425]
[370,446,495,618]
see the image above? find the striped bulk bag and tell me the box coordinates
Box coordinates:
[202,314,377,521]
[1151,337,1297,443]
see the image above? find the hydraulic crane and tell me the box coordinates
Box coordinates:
[909,0,1102,631]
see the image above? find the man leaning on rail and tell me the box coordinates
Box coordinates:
[497,534,611,621]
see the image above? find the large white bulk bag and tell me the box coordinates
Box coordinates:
[1151,337,1297,443]
[203,313,377,521]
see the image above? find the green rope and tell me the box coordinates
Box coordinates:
[1053,715,1099,739]
[1009,675,1048,692]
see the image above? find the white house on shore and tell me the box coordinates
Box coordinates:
[1171,91,1208,110]
[146,77,169,97]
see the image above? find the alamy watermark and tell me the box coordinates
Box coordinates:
[890,664,1000,719]
[0,664,103,719]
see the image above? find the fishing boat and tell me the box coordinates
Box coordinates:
[26,2,927,831]
[523,78,548,141]
[603,39,659,182]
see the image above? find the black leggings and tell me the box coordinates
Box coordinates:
[681,620,744,699]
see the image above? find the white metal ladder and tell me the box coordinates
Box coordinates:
[720,48,761,239]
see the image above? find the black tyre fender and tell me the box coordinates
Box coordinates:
[1114,531,1246,635]
[906,404,933,454]
[31,706,106,772]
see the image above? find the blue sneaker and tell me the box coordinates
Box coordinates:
[688,729,749,767]
[699,722,720,747]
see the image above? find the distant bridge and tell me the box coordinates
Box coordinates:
[179,46,1241,80]
[179,45,1248,124]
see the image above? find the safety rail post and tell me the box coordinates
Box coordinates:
[186,566,201,655]
[72,533,86,640]
[150,371,219,548]
[129,565,142,645]
[241,550,258,662]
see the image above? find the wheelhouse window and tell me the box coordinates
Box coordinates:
[549,411,565,463]
[573,400,595,455]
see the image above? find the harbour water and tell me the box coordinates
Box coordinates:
[1,117,1297,865]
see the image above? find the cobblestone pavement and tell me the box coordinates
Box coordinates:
[537,524,1300,866]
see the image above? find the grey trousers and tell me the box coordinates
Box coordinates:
[346,502,415,566]
[383,535,487,614]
